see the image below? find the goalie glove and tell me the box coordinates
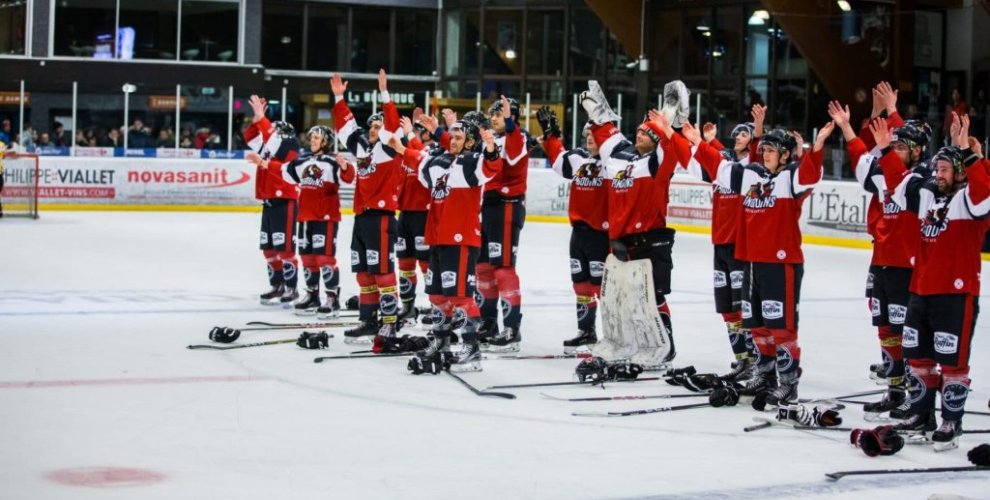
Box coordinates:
[297,331,330,349]
[580,81,621,125]
[535,106,561,140]
[209,326,241,343]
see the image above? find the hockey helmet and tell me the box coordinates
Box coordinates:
[933,146,965,174]
[488,97,520,119]
[272,120,296,140]
[758,128,798,156]
[891,120,932,153]
[731,122,755,141]
[449,120,480,143]
[366,112,384,128]
[463,110,491,130]
[307,125,335,152]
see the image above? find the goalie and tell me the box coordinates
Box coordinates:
[575,80,693,370]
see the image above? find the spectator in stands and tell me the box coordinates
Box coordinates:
[0,119,11,145]
[971,88,987,140]
[179,136,194,148]
[19,125,35,149]
[75,130,87,147]
[204,131,223,150]
[194,127,210,149]
[945,87,968,135]
[52,122,68,147]
[106,128,122,148]
[37,133,51,148]
[156,129,174,148]
[128,119,151,148]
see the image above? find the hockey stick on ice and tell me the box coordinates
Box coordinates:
[187,338,302,350]
[224,321,359,331]
[445,371,516,399]
[541,392,708,402]
[487,377,662,390]
[572,401,711,417]
[840,399,990,417]
[825,466,989,481]
[313,352,408,362]
[246,318,356,327]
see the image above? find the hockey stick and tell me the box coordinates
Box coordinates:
[826,466,989,481]
[487,377,662,390]
[572,402,711,417]
[541,392,707,402]
[187,338,301,350]
[745,416,990,435]
[228,321,359,331]
[313,352,408,362]
[841,400,990,417]
[488,353,592,360]
[445,371,516,399]
[246,318,356,327]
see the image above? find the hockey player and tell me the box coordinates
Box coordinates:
[330,70,404,343]
[536,107,609,353]
[831,98,934,417]
[579,81,692,368]
[281,125,355,318]
[478,95,530,352]
[244,95,301,305]
[391,119,502,373]
[681,115,834,408]
[876,112,989,451]
[689,108,763,380]
[395,114,434,325]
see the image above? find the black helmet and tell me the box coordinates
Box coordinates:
[449,120,480,143]
[758,128,798,156]
[366,112,384,128]
[933,146,965,174]
[891,120,932,152]
[731,122,755,141]
[463,110,490,130]
[307,125,334,152]
[488,97,520,119]
[273,121,296,140]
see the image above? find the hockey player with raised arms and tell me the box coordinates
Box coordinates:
[577,80,692,370]
[244,95,302,306]
[390,119,502,373]
[680,113,834,409]
[394,111,436,326]
[330,69,404,343]
[281,125,355,318]
[536,107,610,353]
[689,108,763,381]
[876,112,990,451]
[831,94,933,418]
[477,95,530,353]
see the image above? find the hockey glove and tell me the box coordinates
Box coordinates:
[777,404,843,427]
[209,326,241,343]
[751,390,770,412]
[608,361,644,380]
[297,331,330,349]
[852,425,904,457]
[663,365,697,384]
[535,106,561,140]
[345,294,359,310]
[407,351,450,375]
[968,444,990,466]
[669,373,720,392]
[709,386,740,407]
[399,335,431,353]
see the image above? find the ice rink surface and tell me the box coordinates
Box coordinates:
[1,211,989,499]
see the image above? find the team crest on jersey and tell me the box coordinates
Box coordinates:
[934,331,959,354]
[574,162,604,188]
[921,201,950,238]
[301,164,325,188]
[432,172,452,200]
[742,180,776,209]
[357,157,376,177]
[881,190,902,216]
[612,165,636,190]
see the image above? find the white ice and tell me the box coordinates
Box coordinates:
[1,211,988,499]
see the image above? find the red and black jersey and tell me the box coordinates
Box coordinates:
[681,138,755,245]
[282,153,355,221]
[543,135,609,231]
[849,137,931,268]
[404,146,502,247]
[398,136,434,212]
[590,122,689,240]
[244,116,300,200]
[689,141,824,264]
[883,152,990,296]
[485,119,530,200]
[332,97,404,215]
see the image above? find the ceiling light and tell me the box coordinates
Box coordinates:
[837,1,852,12]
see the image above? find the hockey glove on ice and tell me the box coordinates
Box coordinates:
[777,404,843,427]
[209,327,241,343]
[968,444,990,466]
[851,425,904,457]
[709,386,740,407]
[407,351,450,375]
[297,331,330,349]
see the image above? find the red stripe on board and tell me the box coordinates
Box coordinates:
[0,374,269,389]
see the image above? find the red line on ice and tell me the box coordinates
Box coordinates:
[0,374,269,389]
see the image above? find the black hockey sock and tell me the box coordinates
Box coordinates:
[729,325,751,360]
[282,259,298,288]
[267,262,283,287]
[502,300,522,329]
[321,265,339,291]
[304,267,320,292]
[577,300,597,331]
[480,295,499,320]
